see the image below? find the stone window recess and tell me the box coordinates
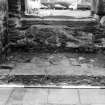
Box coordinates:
[8,0,105,17]
[25,0,91,15]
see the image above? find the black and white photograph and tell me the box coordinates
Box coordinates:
[0,0,105,86]
[0,0,105,104]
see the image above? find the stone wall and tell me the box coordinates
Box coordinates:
[8,18,100,50]
[7,0,105,52]
[0,0,7,63]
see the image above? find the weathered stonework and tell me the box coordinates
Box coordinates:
[0,0,7,63]
[7,0,105,51]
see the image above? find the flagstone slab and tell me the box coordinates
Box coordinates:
[47,89,79,105]
[5,87,26,105]
[79,89,105,104]
[0,88,13,105]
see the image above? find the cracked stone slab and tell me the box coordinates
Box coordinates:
[79,89,105,105]
[5,87,26,105]
[0,87,13,105]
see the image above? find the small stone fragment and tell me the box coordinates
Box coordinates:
[100,16,105,27]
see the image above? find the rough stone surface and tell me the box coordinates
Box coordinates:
[7,0,105,50]
[8,22,99,49]
[5,0,105,65]
[7,0,105,51]
[25,25,95,48]
[0,88,105,105]
[0,0,7,63]
[7,8,105,51]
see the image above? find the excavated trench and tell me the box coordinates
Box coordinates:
[1,15,105,86]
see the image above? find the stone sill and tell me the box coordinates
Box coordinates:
[20,17,97,22]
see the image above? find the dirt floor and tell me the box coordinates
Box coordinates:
[0,49,105,86]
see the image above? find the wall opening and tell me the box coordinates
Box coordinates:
[25,0,91,18]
